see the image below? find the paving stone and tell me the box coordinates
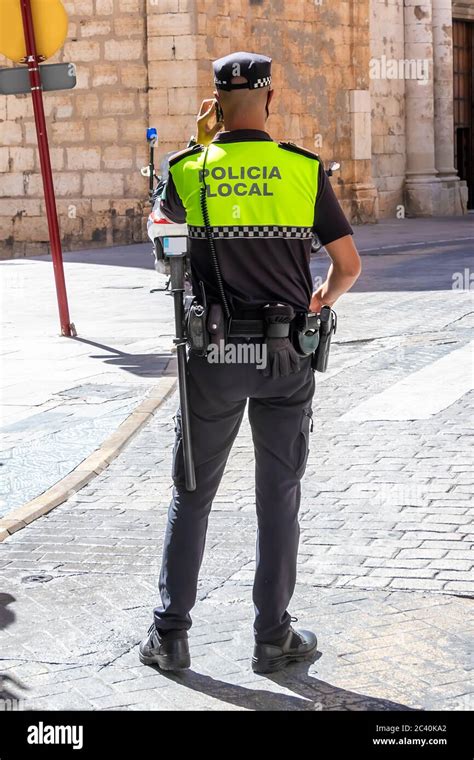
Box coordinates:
[1,277,472,710]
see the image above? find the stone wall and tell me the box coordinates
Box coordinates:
[0,0,150,258]
[149,0,376,223]
[0,0,467,257]
[0,0,376,258]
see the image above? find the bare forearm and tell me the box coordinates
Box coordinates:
[310,235,361,311]
[321,260,360,303]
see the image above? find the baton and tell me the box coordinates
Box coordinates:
[168,248,196,492]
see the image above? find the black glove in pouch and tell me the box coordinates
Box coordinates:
[262,303,301,379]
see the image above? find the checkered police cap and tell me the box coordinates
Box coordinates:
[213,51,272,91]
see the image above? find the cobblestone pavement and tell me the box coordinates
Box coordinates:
[0,254,473,711]
[0,245,173,515]
[2,215,473,515]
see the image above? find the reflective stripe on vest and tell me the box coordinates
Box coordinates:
[169,141,319,233]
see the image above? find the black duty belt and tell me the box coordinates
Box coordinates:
[227,312,320,338]
[228,318,265,337]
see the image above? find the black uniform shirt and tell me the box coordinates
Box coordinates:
[160,129,353,314]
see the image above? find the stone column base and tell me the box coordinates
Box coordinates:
[344,183,379,224]
[404,177,442,217]
[405,176,468,216]
[438,177,469,215]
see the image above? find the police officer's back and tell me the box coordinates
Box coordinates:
[139,52,361,674]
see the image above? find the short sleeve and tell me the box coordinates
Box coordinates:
[313,163,353,246]
[159,171,186,224]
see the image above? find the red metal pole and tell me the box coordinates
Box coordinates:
[20,0,74,337]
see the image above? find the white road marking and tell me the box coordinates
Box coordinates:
[340,340,473,421]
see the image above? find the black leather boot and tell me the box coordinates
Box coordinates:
[252,627,317,674]
[139,623,191,671]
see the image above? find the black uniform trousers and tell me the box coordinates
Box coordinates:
[154,340,315,643]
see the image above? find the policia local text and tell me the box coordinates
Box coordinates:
[199,165,282,196]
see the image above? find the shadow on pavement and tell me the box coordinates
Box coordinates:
[24,236,474,294]
[71,337,174,379]
[0,593,15,630]
[25,245,154,270]
[65,241,474,294]
[153,651,418,711]
[0,593,30,705]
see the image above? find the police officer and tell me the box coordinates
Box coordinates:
[139,52,361,674]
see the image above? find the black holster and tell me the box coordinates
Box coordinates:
[312,306,337,372]
[207,302,227,346]
[185,281,228,356]
[186,298,209,356]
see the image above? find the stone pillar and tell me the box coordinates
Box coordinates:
[348,90,379,222]
[432,0,468,213]
[345,0,378,223]
[403,0,442,216]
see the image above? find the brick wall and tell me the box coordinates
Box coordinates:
[147,0,199,154]
[1,0,378,258]
[0,0,150,258]
[149,0,374,222]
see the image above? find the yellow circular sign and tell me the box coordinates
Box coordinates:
[0,0,68,63]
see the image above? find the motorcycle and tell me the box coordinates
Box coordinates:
[141,127,192,294]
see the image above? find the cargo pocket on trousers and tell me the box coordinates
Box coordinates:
[295,407,313,479]
[171,410,185,486]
